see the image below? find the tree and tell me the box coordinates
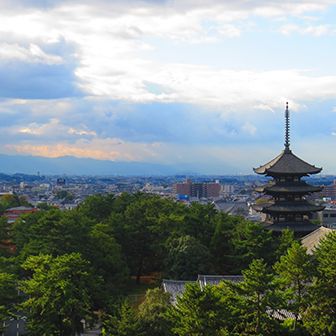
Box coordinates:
[109,196,175,283]
[210,213,240,274]
[275,229,295,261]
[232,221,274,271]
[181,202,217,247]
[0,194,20,214]
[0,216,10,241]
[303,232,336,335]
[169,282,236,336]
[165,235,213,280]
[87,223,129,300]
[77,194,116,222]
[238,258,280,335]
[102,301,140,336]
[20,253,97,336]
[13,209,93,259]
[0,272,17,330]
[138,288,172,336]
[274,242,313,328]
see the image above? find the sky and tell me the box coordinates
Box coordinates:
[1,0,336,174]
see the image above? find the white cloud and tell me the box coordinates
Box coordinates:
[242,122,257,135]
[0,43,63,64]
[6,137,163,162]
[1,0,336,169]
[12,118,96,139]
[279,23,336,36]
[0,1,335,109]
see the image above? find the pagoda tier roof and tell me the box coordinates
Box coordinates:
[254,149,322,175]
[263,221,319,232]
[262,201,325,214]
[256,182,322,194]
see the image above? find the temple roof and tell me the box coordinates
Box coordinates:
[263,220,319,232]
[256,181,322,194]
[262,201,324,214]
[301,226,335,254]
[254,149,322,175]
[198,275,243,289]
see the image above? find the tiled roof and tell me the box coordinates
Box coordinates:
[301,226,335,254]
[254,150,322,175]
[259,182,322,194]
[262,201,325,213]
[162,279,193,304]
[5,206,35,211]
[163,275,296,320]
[197,275,243,289]
[263,221,319,232]
[163,275,242,304]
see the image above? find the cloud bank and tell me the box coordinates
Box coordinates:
[0,0,336,173]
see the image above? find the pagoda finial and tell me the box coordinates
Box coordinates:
[284,102,290,152]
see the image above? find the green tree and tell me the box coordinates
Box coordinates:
[303,232,336,335]
[210,213,240,273]
[232,221,274,271]
[0,272,17,330]
[274,242,313,328]
[37,202,55,211]
[169,282,236,336]
[14,209,92,259]
[239,259,279,335]
[165,235,213,280]
[0,194,21,214]
[20,253,97,336]
[102,301,140,336]
[181,202,217,247]
[275,229,295,260]
[78,194,116,222]
[0,216,11,243]
[110,196,175,283]
[87,223,129,299]
[138,288,172,336]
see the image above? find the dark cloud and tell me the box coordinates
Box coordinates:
[0,39,83,100]
[0,61,82,99]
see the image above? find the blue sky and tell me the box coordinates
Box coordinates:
[1,0,336,174]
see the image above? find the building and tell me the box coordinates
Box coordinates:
[162,275,295,320]
[301,226,335,254]
[320,180,336,200]
[174,179,221,199]
[4,206,38,224]
[316,207,336,228]
[254,103,324,233]
[222,184,235,194]
[163,275,243,305]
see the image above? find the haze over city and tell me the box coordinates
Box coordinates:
[1,0,336,174]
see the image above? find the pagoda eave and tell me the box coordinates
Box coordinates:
[261,185,323,194]
[262,204,325,214]
[263,221,319,232]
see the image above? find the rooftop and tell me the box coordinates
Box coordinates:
[301,226,335,254]
[254,150,322,175]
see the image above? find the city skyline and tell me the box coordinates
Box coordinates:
[1,0,336,174]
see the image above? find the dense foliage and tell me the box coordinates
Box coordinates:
[0,192,334,335]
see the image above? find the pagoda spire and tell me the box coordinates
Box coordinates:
[284,102,290,152]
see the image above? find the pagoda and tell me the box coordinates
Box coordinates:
[254,103,324,233]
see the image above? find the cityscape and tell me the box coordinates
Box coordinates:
[1,171,336,226]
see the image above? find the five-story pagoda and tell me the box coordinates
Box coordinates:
[254,103,324,233]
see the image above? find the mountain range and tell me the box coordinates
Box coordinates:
[0,154,193,176]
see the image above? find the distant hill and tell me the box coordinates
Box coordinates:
[0,154,185,176]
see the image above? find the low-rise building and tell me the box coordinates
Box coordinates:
[4,206,38,224]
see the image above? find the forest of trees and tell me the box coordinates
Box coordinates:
[0,192,335,335]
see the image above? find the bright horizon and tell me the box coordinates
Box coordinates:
[1,0,336,174]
